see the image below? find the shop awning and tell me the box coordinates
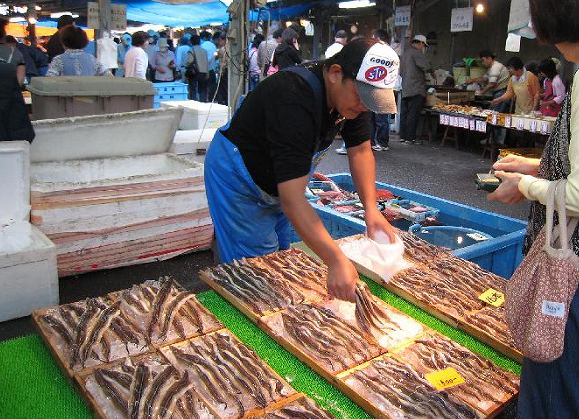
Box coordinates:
[114,0,228,27]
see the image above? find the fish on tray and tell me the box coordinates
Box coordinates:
[82,352,214,419]
[161,331,295,418]
[342,356,478,419]
[38,278,222,372]
[202,249,327,316]
[262,302,384,375]
[260,395,333,418]
[464,306,517,350]
[394,333,519,415]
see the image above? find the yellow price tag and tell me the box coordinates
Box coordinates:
[425,367,465,391]
[479,288,505,307]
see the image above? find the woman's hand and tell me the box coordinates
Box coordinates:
[327,255,358,302]
[365,207,397,243]
[493,154,540,176]
[488,171,525,204]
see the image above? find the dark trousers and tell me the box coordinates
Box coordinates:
[400,95,424,142]
[216,68,228,105]
[188,74,209,102]
[372,113,390,147]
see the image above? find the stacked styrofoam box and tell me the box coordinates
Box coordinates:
[29,109,213,277]
[0,141,58,321]
[161,100,229,130]
[169,128,217,162]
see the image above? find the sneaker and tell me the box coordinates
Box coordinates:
[382,146,389,151]
[400,138,408,143]
[371,145,384,151]
[335,147,347,155]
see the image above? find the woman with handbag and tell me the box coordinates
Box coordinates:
[489,0,579,416]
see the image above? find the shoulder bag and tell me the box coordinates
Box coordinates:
[506,179,579,362]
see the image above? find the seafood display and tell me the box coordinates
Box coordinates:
[81,353,214,419]
[395,333,519,414]
[261,395,333,419]
[161,330,295,418]
[341,356,478,419]
[201,249,327,316]
[262,303,384,375]
[464,307,517,350]
[353,283,423,348]
[432,103,492,118]
[398,230,453,268]
[35,278,222,372]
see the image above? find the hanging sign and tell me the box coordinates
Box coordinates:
[87,2,99,29]
[395,6,411,27]
[451,7,474,32]
[111,4,127,31]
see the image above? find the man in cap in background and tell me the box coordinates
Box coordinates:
[399,34,431,145]
[175,33,192,80]
[325,29,348,59]
[46,14,74,62]
[204,38,399,302]
[258,27,283,78]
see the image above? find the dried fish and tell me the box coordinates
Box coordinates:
[70,299,100,367]
[79,301,121,367]
[41,314,73,346]
[129,364,149,419]
[94,369,129,416]
[140,366,177,419]
[266,396,333,419]
[146,279,174,341]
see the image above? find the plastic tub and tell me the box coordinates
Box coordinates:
[408,225,492,250]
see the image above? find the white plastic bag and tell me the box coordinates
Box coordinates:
[339,234,411,282]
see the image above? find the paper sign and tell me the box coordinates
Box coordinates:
[87,2,99,29]
[111,4,127,31]
[541,121,549,135]
[491,113,498,125]
[451,7,474,32]
[479,288,505,307]
[395,6,411,27]
[505,33,522,53]
[440,114,446,125]
[517,118,525,130]
[504,115,512,128]
[469,119,476,131]
[530,120,538,132]
[425,368,465,391]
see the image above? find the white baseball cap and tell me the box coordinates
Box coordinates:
[412,34,429,46]
[354,41,400,114]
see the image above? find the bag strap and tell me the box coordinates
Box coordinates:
[551,179,579,250]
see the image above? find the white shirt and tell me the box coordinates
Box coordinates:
[124,46,148,79]
[520,70,579,215]
[484,60,510,91]
[324,42,344,59]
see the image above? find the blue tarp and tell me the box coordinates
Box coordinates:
[113,0,228,27]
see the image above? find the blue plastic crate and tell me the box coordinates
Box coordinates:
[153,82,188,95]
[291,173,527,278]
[157,92,188,102]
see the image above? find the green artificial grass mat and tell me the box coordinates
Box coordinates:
[196,290,370,418]
[0,334,91,419]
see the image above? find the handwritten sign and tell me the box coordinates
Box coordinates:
[517,118,525,130]
[530,119,538,132]
[504,115,512,128]
[491,113,498,125]
[395,6,411,27]
[440,114,447,125]
[425,368,465,391]
[541,121,549,135]
[451,7,474,33]
[469,119,476,131]
[87,2,99,29]
[479,288,505,307]
[111,4,127,31]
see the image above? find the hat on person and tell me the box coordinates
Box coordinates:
[412,34,428,46]
[351,40,400,114]
[57,14,75,29]
[335,29,348,40]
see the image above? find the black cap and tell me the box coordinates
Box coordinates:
[57,14,75,29]
[335,30,348,39]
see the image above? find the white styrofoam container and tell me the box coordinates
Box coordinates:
[0,141,58,321]
[169,128,217,160]
[30,109,213,277]
[161,100,229,130]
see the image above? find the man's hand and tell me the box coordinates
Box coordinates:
[327,256,358,302]
[365,207,397,243]
[488,171,525,204]
[493,154,540,176]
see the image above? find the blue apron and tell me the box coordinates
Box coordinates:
[205,66,326,263]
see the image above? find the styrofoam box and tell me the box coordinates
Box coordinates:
[169,128,217,160]
[30,109,213,277]
[161,100,229,130]
[0,141,58,321]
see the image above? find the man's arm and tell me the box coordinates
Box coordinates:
[279,176,358,302]
[347,140,397,242]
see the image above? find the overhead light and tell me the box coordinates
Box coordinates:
[9,16,26,22]
[50,12,78,18]
[0,5,9,16]
[338,0,376,9]
[34,5,41,11]
[209,22,223,26]
[27,16,36,24]
[13,5,27,13]
[475,3,485,14]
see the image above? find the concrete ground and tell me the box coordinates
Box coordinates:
[1,134,531,344]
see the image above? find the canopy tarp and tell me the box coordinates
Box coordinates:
[114,0,229,27]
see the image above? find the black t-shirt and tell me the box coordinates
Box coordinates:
[223,62,371,196]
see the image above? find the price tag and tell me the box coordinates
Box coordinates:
[469,119,475,131]
[517,118,525,130]
[491,113,498,125]
[530,120,538,132]
[467,232,489,242]
[440,114,446,125]
[541,121,549,135]
[504,115,511,128]
[425,368,465,391]
[462,118,468,129]
[479,121,487,132]
[453,117,459,127]
[479,288,505,307]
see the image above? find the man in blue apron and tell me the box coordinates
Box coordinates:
[205,38,399,302]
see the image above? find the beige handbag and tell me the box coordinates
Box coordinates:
[506,179,579,362]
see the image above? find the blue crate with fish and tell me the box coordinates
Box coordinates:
[292,173,527,278]
[384,199,439,223]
